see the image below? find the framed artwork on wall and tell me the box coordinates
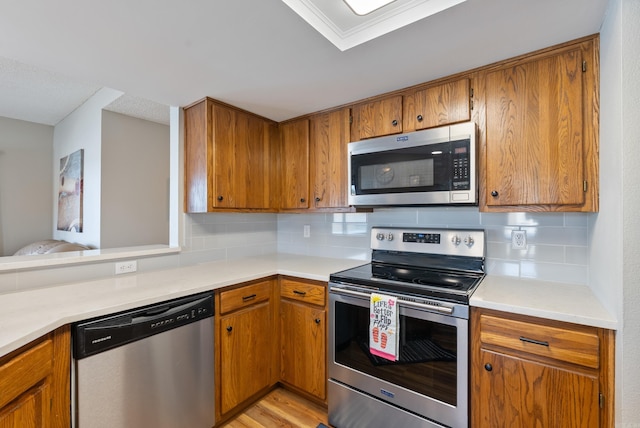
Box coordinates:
[57,149,84,232]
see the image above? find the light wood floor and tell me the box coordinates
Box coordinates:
[220,388,329,428]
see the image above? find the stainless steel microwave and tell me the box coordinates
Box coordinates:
[348,122,477,206]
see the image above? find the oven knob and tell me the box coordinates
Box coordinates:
[451,235,461,246]
[387,233,394,241]
[464,236,474,247]
[376,233,385,241]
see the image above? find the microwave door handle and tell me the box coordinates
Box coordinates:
[329,286,454,314]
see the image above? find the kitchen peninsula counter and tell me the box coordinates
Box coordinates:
[0,254,365,357]
[0,254,617,358]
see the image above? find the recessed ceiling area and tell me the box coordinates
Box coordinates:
[281,0,467,51]
[0,0,610,126]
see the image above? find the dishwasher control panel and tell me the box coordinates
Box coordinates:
[73,291,214,359]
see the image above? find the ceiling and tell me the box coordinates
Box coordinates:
[0,0,610,126]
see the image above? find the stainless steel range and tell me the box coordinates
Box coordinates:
[328,227,485,428]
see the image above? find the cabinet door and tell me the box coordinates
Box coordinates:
[212,105,272,209]
[212,103,237,208]
[351,95,402,141]
[233,111,272,209]
[0,326,69,428]
[219,302,273,414]
[476,349,599,428]
[405,79,471,131]
[280,119,310,209]
[0,383,51,427]
[310,109,351,209]
[280,300,326,400]
[485,48,584,207]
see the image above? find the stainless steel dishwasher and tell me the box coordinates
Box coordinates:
[72,291,215,428]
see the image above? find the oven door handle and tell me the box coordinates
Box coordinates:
[330,286,454,314]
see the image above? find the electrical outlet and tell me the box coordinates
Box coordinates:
[511,230,527,250]
[303,225,311,238]
[115,260,137,275]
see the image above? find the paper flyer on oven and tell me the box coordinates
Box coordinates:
[369,293,399,361]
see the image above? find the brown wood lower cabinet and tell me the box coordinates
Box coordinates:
[0,326,70,428]
[216,278,277,422]
[215,275,329,426]
[279,277,327,402]
[471,307,614,428]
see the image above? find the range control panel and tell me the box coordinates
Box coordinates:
[403,232,441,244]
[371,227,485,258]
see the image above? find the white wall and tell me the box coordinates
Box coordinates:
[0,117,53,255]
[597,0,640,425]
[101,111,169,248]
[53,88,123,248]
[595,0,626,423]
[620,0,640,424]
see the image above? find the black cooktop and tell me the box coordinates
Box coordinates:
[330,260,485,304]
[331,227,486,304]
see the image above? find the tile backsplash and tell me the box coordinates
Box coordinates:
[0,208,591,295]
[185,207,592,285]
[181,213,279,265]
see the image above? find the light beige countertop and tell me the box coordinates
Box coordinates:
[470,275,617,330]
[0,254,617,358]
[0,254,365,357]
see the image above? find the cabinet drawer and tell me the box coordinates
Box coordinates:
[220,280,272,314]
[280,279,325,306]
[479,314,600,369]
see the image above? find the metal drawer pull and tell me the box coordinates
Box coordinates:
[242,294,257,301]
[293,290,307,296]
[519,336,549,347]
[330,287,453,314]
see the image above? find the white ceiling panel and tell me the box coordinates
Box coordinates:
[0,0,610,125]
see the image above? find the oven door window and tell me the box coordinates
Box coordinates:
[351,141,452,195]
[333,300,458,406]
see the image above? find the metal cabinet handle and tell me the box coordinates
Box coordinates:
[217,195,224,201]
[315,197,321,202]
[300,198,306,203]
[416,114,423,122]
[391,119,398,127]
[519,336,549,347]
[226,326,233,332]
[484,363,492,372]
[491,190,499,197]
[293,290,307,296]
[314,318,321,324]
[242,294,257,302]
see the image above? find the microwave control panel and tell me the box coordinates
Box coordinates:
[452,140,470,190]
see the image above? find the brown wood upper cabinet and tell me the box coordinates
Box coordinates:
[279,110,352,212]
[481,37,598,211]
[0,326,70,428]
[184,98,277,212]
[404,78,471,132]
[279,118,310,210]
[310,108,351,209]
[351,95,403,141]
